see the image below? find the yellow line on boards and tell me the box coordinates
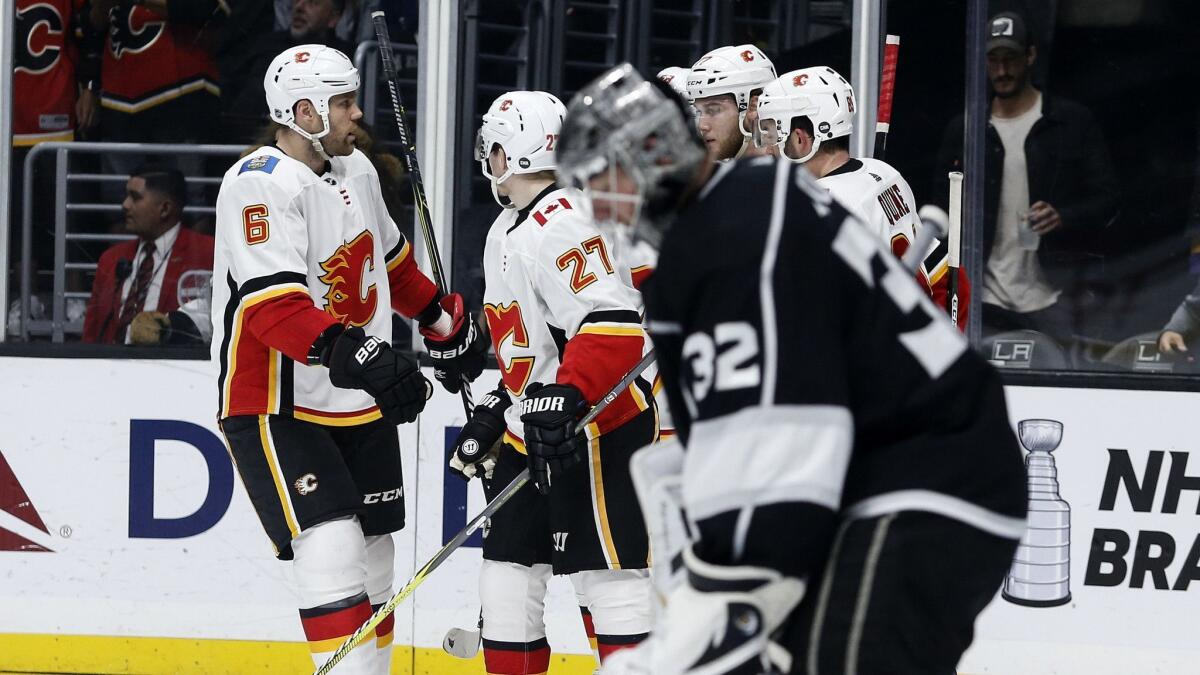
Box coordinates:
[0,634,598,674]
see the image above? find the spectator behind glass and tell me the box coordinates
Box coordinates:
[82,165,215,344]
[222,0,352,141]
[10,0,103,297]
[933,11,1119,345]
[88,0,223,192]
[1157,279,1200,364]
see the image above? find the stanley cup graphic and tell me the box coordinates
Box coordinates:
[1003,419,1072,607]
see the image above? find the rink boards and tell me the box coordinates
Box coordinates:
[1,357,1199,674]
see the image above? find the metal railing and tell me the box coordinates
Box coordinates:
[353,40,420,130]
[19,142,245,343]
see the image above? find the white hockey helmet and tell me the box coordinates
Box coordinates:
[264,44,360,159]
[476,91,566,208]
[758,66,855,163]
[656,66,691,99]
[686,45,776,158]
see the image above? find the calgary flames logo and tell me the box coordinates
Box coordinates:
[740,50,755,62]
[483,301,534,396]
[319,231,378,327]
[108,5,164,59]
[15,4,63,75]
[499,99,512,111]
[793,73,809,87]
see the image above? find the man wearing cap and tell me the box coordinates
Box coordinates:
[933,10,1118,344]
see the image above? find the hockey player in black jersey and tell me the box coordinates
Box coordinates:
[556,63,1027,675]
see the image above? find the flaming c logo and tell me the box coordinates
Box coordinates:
[483,301,534,396]
[793,73,809,87]
[499,99,512,111]
[319,231,378,327]
[740,50,755,62]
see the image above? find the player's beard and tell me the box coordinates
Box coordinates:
[713,130,744,162]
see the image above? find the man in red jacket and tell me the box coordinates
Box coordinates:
[82,165,214,343]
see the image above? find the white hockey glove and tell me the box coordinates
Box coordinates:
[599,547,805,675]
[448,386,511,480]
[629,437,693,605]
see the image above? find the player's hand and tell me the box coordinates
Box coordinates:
[76,88,98,130]
[600,547,803,675]
[130,311,168,345]
[449,386,512,481]
[420,293,488,394]
[1029,201,1062,235]
[1159,330,1188,355]
[520,382,588,495]
[325,326,431,425]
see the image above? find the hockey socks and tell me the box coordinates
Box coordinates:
[579,606,600,663]
[300,592,376,672]
[482,637,551,675]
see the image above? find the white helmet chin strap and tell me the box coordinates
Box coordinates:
[287,110,335,161]
[490,173,515,209]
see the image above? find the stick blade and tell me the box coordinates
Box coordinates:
[442,627,481,658]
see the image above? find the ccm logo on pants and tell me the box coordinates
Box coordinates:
[363,488,403,504]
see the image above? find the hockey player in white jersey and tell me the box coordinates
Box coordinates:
[687,45,777,161]
[557,64,1024,675]
[756,66,970,324]
[437,90,658,674]
[656,66,690,98]
[210,45,487,674]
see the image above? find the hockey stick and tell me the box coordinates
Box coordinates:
[873,34,900,159]
[442,610,482,658]
[315,349,658,674]
[371,10,475,416]
[947,171,964,326]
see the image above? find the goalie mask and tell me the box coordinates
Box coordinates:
[557,64,706,250]
[264,45,359,160]
[476,91,567,208]
[756,66,855,163]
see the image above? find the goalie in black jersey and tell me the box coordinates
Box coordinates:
[556,63,1027,675]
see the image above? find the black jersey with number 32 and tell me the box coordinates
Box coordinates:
[641,157,1026,578]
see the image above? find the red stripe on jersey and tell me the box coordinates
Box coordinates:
[483,643,551,675]
[630,265,653,290]
[557,330,645,433]
[387,246,439,318]
[242,290,338,364]
[300,598,373,642]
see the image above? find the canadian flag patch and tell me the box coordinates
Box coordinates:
[532,198,573,226]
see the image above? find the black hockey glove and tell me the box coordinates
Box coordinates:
[322,326,431,425]
[520,382,588,495]
[419,293,488,394]
[449,386,512,481]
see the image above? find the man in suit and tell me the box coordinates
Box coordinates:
[82,164,215,343]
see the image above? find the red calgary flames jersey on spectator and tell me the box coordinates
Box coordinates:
[100,5,219,113]
[13,0,83,145]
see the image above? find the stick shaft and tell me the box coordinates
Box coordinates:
[315,349,657,674]
[947,171,964,324]
[873,34,900,159]
[371,11,472,413]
